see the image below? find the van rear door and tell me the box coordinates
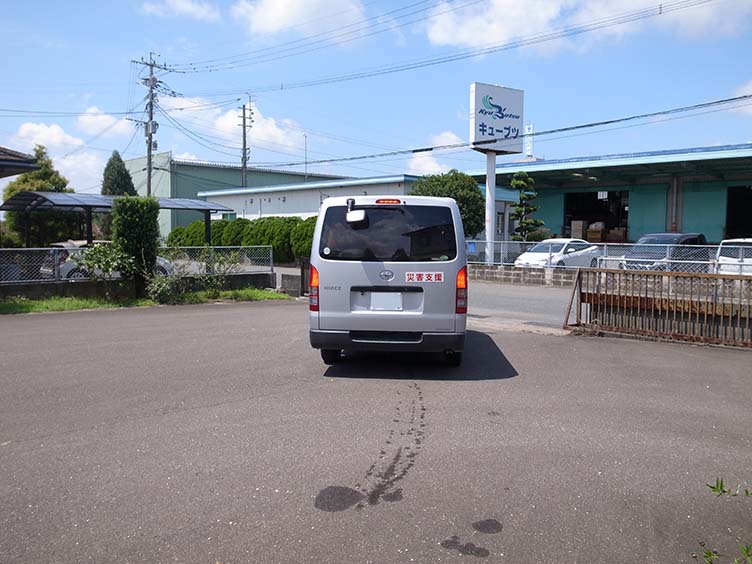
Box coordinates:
[315,202,462,333]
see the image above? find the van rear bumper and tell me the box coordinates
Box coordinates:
[310,330,465,353]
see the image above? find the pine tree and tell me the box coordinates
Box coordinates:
[101,151,136,196]
[99,151,137,238]
[509,171,544,241]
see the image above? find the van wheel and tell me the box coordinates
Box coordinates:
[444,351,463,367]
[321,349,341,365]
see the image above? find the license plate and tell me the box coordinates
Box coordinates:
[370,292,403,311]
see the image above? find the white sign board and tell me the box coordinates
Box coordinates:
[469,82,524,154]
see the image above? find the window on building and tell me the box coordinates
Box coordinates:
[222,213,237,221]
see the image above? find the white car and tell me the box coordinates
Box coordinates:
[714,238,752,276]
[40,240,174,280]
[514,238,601,268]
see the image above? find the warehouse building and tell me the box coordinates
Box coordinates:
[475,143,752,243]
[125,152,344,236]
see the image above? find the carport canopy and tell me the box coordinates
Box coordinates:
[0,191,233,245]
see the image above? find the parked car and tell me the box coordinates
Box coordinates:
[620,232,710,272]
[714,238,752,276]
[514,238,601,268]
[40,240,174,280]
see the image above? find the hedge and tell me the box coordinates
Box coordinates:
[290,216,317,259]
[112,196,160,294]
[166,216,315,262]
[241,216,302,263]
[220,217,251,246]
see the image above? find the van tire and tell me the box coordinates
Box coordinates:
[444,351,463,366]
[321,349,341,365]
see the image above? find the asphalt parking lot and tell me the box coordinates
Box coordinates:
[1,296,750,563]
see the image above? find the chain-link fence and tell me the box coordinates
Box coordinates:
[466,240,752,275]
[157,246,274,277]
[0,245,274,284]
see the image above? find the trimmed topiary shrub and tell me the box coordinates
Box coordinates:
[210,219,229,246]
[183,219,207,246]
[166,226,187,247]
[290,216,317,260]
[240,216,301,263]
[220,217,251,247]
[112,196,160,295]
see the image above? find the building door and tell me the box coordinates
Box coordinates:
[726,186,752,238]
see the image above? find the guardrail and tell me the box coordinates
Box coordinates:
[564,268,752,347]
[0,245,274,284]
[466,240,752,275]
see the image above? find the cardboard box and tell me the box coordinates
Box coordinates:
[606,228,627,242]
[571,220,587,239]
[586,229,603,242]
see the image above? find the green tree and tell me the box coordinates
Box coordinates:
[509,171,544,241]
[2,145,80,246]
[410,169,484,237]
[99,151,136,238]
[112,197,160,295]
[101,151,136,196]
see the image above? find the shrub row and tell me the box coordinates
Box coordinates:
[167,216,317,263]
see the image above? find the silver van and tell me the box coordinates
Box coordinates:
[309,195,467,366]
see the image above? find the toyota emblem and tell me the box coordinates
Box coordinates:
[379,270,394,281]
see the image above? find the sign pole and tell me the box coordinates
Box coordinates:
[485,151,497,265]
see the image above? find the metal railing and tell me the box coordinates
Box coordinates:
[466,241,752,275]
[0,245,274,284]
[565,268,752,347]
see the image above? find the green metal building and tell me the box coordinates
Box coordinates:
[124,152,344,236]
[475,143,752,243]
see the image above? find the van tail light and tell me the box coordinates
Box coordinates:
[456,266,468,314]
[375,199,402,204]
[309,264,319,311]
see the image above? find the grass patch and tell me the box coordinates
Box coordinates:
[0,288,289,314]
[0,296,154,315]
[180,288,291,304]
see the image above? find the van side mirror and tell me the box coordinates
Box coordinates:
[346,209,366,224]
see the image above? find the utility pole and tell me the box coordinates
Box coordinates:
[131,53,171,196]
[304,133,308,183]
[241,103,247,188]
[239,97,253,188]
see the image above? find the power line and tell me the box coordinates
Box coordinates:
[0,98,240,119]
[175,0,386,67]
[250,93,752,168]
[156,104,400,176]
[192,0,716,97]
[171,0,483,73]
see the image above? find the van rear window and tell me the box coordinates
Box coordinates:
[319,205,457,262]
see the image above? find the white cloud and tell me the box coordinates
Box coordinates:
[405,131,464,176]
[55,152,106,193]
[174,151,199,160]
[12,122,84,153]
[231,0,366,36]
[406,153,450,176]
[160,95,302,154]
[426,0,752,51]
[9,122,106,193]
[430,130,463,147]
[734,80,752,116]
[76,106,133,137]
[142,0,221,22]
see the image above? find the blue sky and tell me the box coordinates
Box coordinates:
[2,0,751,193]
